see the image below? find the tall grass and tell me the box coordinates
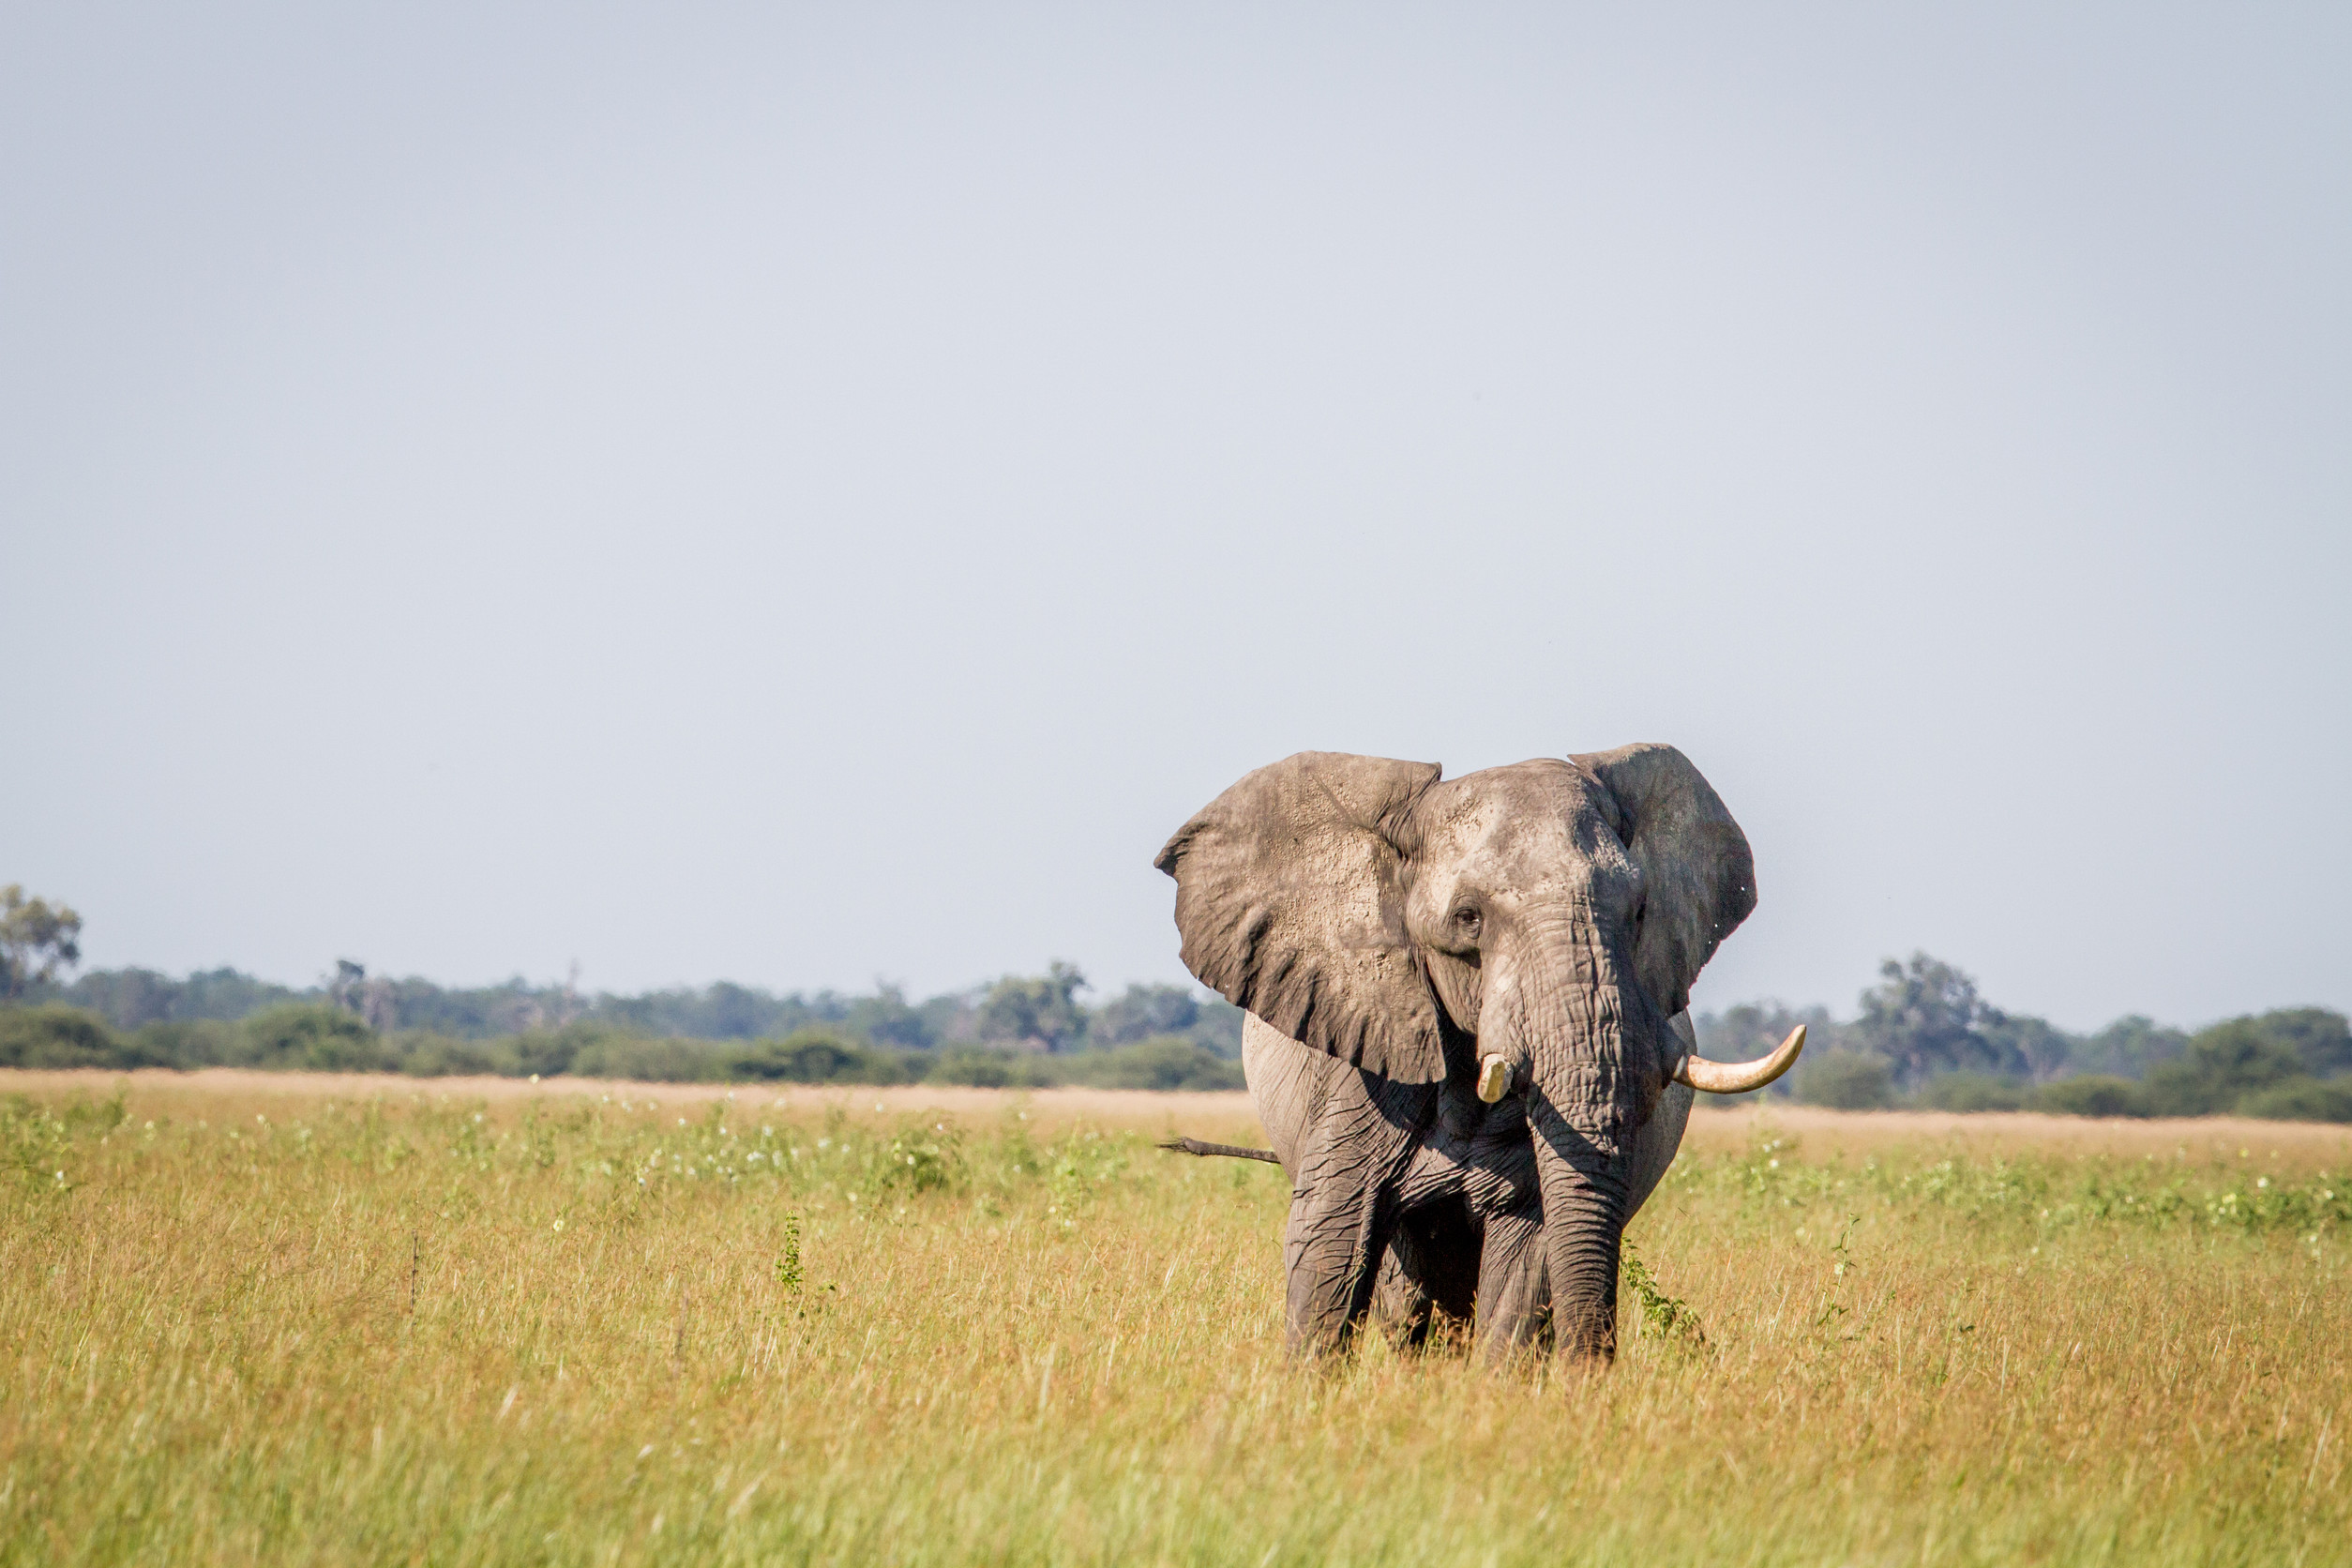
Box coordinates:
[2,1081,2345,1565]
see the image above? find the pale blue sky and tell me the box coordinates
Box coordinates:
[4,3,2345,1029]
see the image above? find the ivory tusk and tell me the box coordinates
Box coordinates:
[1475,1054,1514,1104]
[1674,1024,1807,1094]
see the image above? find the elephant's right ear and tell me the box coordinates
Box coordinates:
[1154,752,1447,1083]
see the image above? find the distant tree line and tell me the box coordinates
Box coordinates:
[0,930,1246,1089]
[14,954,1240,1052]
[1697,953,2352,1123]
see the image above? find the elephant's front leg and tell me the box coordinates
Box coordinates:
[1369,1226,1436,1351]
[1471,1203,1548,1364]
[1282,1074,1435,1358]
[1448,1097,1549,1364]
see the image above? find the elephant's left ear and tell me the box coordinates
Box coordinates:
[1572,744,1756,1018]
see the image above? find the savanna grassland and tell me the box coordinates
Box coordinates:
[3,1073,2347,1567]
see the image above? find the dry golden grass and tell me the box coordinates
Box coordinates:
[3,1072,2346,1565]
[0,1067,1256,1127]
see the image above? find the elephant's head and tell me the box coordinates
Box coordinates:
[1155,746,1799,1361]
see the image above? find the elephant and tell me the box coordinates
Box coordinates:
[1153,746,1804,1365]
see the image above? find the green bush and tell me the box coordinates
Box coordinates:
[2140,1027,2309,1116]
[2201,1010,2352,1079]
[238,1004,384,1072]
[1914,1072,2028,1112]
[926,1048,1059,1088]
[2034,1076,2148,1118]
[1793,1051,1894,1110]
[722,1030,911,1085]
[389,1033,507,1077]
[2234,1078,2352,1123]
[128,1019,236,1067]
[918,1040,1245,1091]
[1062,1038,1245,1091]
[566,1033,728,1083]
[0,1005,124,1068]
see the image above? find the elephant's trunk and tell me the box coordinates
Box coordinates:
[1528,1103,1629,1361]
[1487,917,1666,1365]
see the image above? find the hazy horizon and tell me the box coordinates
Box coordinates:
[22,950,2341,1040]
[6,4,2346,1033]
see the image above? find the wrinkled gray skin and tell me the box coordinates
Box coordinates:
[1155,746,1754,1365]
[1243,1012,1695,1362]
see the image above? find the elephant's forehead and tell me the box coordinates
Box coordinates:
[1417,761,1622,878]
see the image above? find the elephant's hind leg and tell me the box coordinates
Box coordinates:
[1371,1203,1481,1353]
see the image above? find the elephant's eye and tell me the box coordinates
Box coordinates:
[1452,905,1481,937]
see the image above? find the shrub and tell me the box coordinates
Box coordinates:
[2034,1076,2148,1118]
[128,1019,236,1068]
[1063,1038,1244,1092]
[508,1029,580,1078]
[2234,1078,2352,1123]
[238,1004,384,1072]
[722,1030,910,1086]
[2140,1025,2309,1116]
[2209,1008,2352,1079]
[567,1033,728,1083]
[390,1033,506,1077]
[1915,1072,2028,1112]
[1793,1051,1894,1110]
[2068,1015,2189,1078]
[927,1048,1058,1088]
[0,1005,123,1068]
